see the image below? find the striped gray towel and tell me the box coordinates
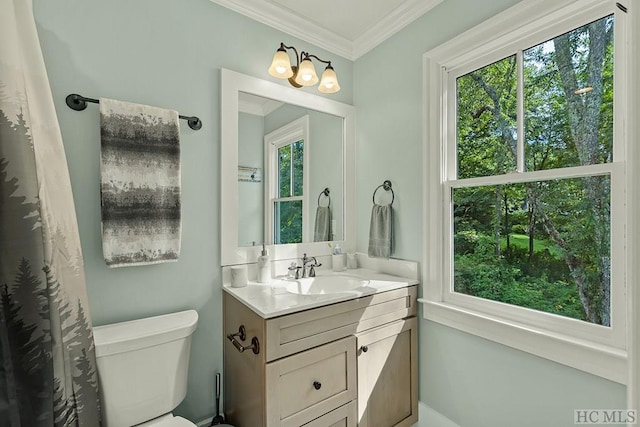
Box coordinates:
[100,98,181,267]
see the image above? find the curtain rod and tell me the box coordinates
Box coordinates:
[65,93,202,131]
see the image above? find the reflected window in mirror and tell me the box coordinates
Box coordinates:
[238,93,342,248]
[266,116,309,244]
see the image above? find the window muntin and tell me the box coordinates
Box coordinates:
[450,14,615,327]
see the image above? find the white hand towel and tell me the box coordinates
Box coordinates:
[313,206,331,242]
[368,204,392,258]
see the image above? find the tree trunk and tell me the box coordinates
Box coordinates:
[553,21,612,325]
[527,189,599,322]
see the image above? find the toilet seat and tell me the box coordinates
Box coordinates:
[137,414,196,427]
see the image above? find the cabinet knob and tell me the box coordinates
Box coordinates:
[361,345,368,353]
[313,381,322,390]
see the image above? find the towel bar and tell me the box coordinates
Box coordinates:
[65,93,202,130]
[372,180,394,206]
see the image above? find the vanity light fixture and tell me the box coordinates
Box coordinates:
[268,42,341,94]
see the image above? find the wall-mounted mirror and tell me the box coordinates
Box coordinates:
[221,69,355,266]
[238,93,344,247]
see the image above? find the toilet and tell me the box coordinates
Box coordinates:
[93,310,199,427]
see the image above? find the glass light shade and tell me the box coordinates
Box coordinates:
[318,66,340,93]
[268,50,294,79]
[294,58,319,87]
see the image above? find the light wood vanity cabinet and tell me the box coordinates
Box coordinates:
[223,285,418,427]
[355,318,418,427]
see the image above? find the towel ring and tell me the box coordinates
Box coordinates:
[372,180,394,206]
[317,188,330,207]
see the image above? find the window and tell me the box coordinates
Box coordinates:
[424,0,629,383]
[454,15,614,326]
[265,116,309,244]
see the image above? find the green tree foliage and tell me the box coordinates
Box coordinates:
[276,140,304,244]
[454,16,613,325]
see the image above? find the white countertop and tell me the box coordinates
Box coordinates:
[223,268,419,319]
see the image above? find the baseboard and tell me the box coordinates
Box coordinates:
[198,403,459,427]
[414,401,461,427]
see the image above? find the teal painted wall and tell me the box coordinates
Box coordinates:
[32,0,352,421]
[352,0,627,426]
[238,112,264,247]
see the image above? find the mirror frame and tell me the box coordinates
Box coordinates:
[221,68,356,266]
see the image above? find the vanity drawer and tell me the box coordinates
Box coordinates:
[302,401,357,427]
[266,286,417,361]
[265,336,357,427]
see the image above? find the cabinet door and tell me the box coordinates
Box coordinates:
[356,317,417,427]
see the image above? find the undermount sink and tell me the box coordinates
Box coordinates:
[285,275,370,295]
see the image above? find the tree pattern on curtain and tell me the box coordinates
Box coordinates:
[0,0,101,425]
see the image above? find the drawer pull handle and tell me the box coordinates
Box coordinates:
[313,381,322,390]
[361,345,369,353]
[227,331,260,355]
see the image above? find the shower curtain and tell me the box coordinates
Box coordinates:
[0,0,101,425]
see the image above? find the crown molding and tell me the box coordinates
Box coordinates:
[209,0,353,59]
[353,0,443,58]
[209,0,443,60]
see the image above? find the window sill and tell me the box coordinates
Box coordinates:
[418,299,627,384]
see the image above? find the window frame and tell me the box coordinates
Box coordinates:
[264,115,310,245]
[422,0,629,383]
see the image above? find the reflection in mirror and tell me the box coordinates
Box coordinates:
[238,92,343,247]
[221,68,355,266]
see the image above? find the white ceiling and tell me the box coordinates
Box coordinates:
[209,0,443,60]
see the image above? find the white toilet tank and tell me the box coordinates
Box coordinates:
[93,310,199,427]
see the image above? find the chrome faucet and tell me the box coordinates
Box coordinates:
[289,253,322,279]
[304,254,322,278]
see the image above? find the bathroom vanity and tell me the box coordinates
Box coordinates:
[219,69,416,426]
[222,269,418,427]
